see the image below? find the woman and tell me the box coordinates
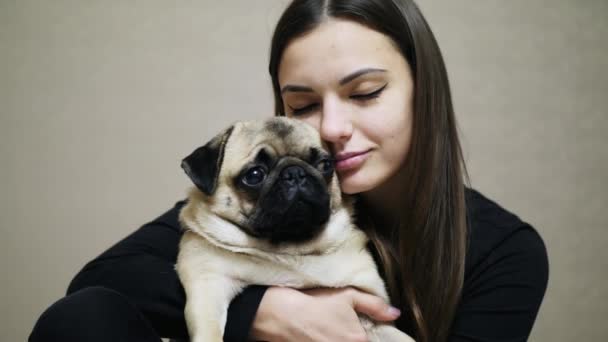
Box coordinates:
[29,0,548,341]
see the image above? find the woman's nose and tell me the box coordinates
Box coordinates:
[319,98,353,144]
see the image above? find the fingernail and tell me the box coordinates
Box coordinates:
[387,306,401,317]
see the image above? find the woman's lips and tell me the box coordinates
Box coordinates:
[335,150,371,172]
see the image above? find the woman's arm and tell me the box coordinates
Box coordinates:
[449,227,549,341]
[251,286,403,342]
[67,200,267,341]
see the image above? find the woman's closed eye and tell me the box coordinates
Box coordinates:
[287,83,388,116]
[289,103,320,116]
[350,83,388,101]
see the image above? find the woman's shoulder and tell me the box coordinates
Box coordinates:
[463,188,548,279]
[451,190,549,339]
[151,199,187,229]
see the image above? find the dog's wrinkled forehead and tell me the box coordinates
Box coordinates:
[227,117,325,163]
[264,119,295,140]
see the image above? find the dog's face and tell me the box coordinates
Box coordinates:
[181,117,345,245]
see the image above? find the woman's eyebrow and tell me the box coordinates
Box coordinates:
[281,68,387,94]
[281,85,314,94]
[339,68,386,85]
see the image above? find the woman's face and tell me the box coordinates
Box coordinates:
[278,19,414,195]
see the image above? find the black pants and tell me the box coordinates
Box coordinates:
[29,286,166,342]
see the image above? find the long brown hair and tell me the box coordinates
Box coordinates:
[269,1,468,341]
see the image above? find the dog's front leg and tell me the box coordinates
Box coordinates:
[180,273,244,342]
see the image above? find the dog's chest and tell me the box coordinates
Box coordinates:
[179,230,385,297]
[230,247,376,289]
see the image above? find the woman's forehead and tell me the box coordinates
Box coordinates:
[278,18,402,85]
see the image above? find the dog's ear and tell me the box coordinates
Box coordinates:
[181,125,234,195]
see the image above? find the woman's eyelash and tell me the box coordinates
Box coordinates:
[350,84,388,100]
[288,83,388,116]
[289,103,319,116]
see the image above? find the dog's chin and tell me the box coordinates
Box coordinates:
[254,225,324,244]
[246,200,331,244]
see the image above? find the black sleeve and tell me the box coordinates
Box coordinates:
[67,200,268,341]
[448,227,549,341]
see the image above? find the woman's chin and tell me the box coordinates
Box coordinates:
[337,172,374,195]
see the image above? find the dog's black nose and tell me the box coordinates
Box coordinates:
[280,165,307,186]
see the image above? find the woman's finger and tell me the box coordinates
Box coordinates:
[347,288,401,322]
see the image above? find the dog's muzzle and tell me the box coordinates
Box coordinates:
[250,164,331,243]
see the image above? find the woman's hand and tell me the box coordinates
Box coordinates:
[250,286,401,342]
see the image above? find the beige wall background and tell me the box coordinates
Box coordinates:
[1,0,606,341]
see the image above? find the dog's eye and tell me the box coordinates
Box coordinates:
[243,167,266,186]
[316,159,334,174]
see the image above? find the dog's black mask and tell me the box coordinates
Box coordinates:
[236,151,334,244]
[248,164,330,244]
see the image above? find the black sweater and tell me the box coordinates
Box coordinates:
[66,188,548,341]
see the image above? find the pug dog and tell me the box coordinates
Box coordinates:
[176,117,414,342]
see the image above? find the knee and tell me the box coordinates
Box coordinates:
[29,286,150,341]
